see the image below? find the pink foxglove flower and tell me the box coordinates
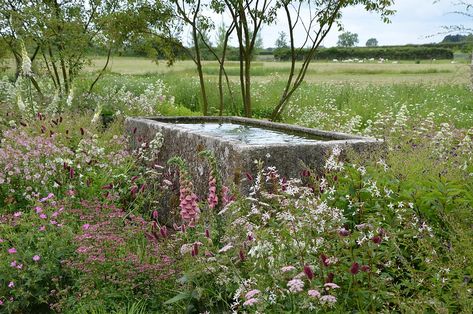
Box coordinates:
[207,176,218,209]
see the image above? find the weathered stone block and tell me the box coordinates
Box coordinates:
[125,116,383,196]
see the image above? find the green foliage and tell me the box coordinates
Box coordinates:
[275,31,289,49]
[366,37,379,47]
[442,33,473,43]
[274,46,455,61]
[337,31,359,47]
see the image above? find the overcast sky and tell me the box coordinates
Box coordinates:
[202,0,472,48]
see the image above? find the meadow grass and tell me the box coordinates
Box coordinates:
[78,58,473,129]
[85,57,469,84]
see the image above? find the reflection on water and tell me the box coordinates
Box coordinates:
[175,123,329,145]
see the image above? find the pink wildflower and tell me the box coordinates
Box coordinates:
[33,255,41,262]
[207,176,218,209]
[16,264,23,270]
[218,243,233,253]
[304,264,314,280]
[320,295,337,305]
[221,186,234,206]
[76,246,88,254]
[13,211,22,217]
[350,262,360,275]
[50,220,58,225]
[239,249,245,262]
[324,282,340,289]
[320,253,330,267]
[281,265,296,273]
[191,242,199,256]
[308,290,321,298]
[10,261,17,268]
[82,223,90,230]
[245,289,261,299]
[0,299,3,305]
[160,226,168,238]
[243,298,259,306]
[179,191,200,223]
[39,213,47,219]
[361,265,371,272]
[287,278,304,293]
[152,210,159,220]
[338,228,350,237]
[372,236,382,244]
[39,226,46,231]
[35,206,42,213]
[8,248,17,254]
[8,282,14,288]
[39,193,54,202]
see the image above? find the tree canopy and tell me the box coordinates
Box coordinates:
[337,32,359,47]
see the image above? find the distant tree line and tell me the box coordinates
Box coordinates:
[274,46,454,61]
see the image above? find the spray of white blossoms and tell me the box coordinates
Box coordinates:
[91,103,102,124]
[20,42,33,77]
[16,93,26,112]
[66,85,74,108]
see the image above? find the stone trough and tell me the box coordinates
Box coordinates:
[125,116,382,194]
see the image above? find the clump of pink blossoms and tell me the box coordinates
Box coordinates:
[287,278,304,293]
[207,176,218,209]
[179,178,200,224]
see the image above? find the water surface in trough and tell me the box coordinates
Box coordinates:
[175,122,330,145]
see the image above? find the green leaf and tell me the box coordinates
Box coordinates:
[163,292,192,305]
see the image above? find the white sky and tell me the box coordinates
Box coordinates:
[195,0,473,48]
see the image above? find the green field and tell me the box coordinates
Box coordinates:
[86,57,469,84]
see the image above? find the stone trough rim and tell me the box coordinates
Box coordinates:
[127,116,383,149]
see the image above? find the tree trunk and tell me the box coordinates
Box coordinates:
[192,28,209,115]
[244,57,252,117]
[88,45,112,93]
[470,51,473,89]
